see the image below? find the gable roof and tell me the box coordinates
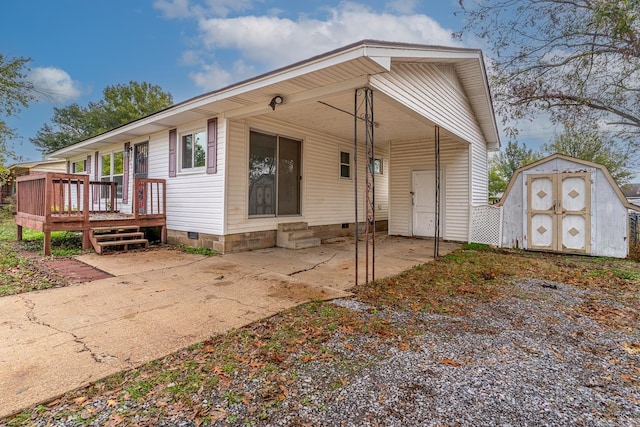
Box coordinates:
[50,40,500,158]
[498,153,640,210]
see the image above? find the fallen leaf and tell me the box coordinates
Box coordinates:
[74,396,88,406]
[210,408,227,421]
[622,342,640,355]
[551,349,564,361]
[107,399,118,407]
[441,358,462,367]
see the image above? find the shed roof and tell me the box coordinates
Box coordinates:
[498,153,640,211]
[50,40,500,158]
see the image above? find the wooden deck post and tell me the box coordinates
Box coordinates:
[82,229,92,251]
[43,232,51,256]
[17,225,22,241]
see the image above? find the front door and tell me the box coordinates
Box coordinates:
[412,169,442,237]
[527,173,591,253]
[134,141,149,178]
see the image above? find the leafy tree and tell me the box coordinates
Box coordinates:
[456,0,640,145]
[542,124,634,184]
[489,140,541,200]
[0,54,35,182]
[31,81,173,154]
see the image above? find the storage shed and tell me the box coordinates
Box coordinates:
[498,154,640,258]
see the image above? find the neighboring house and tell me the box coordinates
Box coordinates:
[498,154,640,258]
[40,40,500,253]
[1,159,66,201]
[622,183,640,206]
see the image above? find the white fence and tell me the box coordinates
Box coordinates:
[469,204,503,246]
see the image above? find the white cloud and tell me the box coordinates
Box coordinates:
[154,0,256,18]
[189,60,256,91]
[153,0,192,18]
[196,3,458,67]
[160,1,460,90]
[28,67,82,103]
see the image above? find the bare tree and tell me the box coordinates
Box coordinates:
[456,0,639,145]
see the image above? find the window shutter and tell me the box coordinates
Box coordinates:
[86,155,91,175]
[123,142,130,204]
[169,129,177,177]
[93,151,100,202]
[66,161,70,173]
[206,118,217,174]
[94,151,99,180]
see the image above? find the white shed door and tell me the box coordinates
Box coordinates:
[412,170,441,237]
[527,173,591,253]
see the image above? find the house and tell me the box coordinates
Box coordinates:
[622,183,640,205]
[1,159,66,202]
[18,40,500,254]
[497,154,640,258]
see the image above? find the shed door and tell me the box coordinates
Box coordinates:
[527,173,591,253]
[412,170,442,237]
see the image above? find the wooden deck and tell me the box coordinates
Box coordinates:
[15,172,166,255]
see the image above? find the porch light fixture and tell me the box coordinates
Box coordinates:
[269,95,284,110]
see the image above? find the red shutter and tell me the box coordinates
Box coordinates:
[123,142,130,204]
[94,151,99,180]
[169,129,177,177]
[86,155,91,175]
[206,118,217,174]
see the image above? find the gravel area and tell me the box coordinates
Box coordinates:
[6,278,639,426]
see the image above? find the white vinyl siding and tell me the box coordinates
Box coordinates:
[389,135,470,242]
[372,62,490,210]
[226,117,389,234]
[145,118,226,235]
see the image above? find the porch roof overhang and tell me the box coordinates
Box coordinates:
[50,40,500,158]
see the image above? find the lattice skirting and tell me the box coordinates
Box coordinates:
[469,204,503,246]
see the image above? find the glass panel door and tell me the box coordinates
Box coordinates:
[134,141,149,178]
[249,132,276,216]
[277,137,301,215]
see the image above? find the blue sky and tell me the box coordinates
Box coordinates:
[1,0,556,163]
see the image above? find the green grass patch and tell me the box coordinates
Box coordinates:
[178,244,219,256]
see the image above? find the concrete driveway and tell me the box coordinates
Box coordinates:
[0,236,458,418]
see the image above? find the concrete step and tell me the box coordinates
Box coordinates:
[289,238,321,250]
[278,222,308,232]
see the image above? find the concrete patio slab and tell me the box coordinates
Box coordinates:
[0,236,457,418]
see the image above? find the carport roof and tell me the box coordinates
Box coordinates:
[50,40,500,157]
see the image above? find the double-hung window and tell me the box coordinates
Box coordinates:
[249,130,301,216]
[72,159,86,173]
[101,151,124,198]
[181,130,206,171]
[340,150,351,179]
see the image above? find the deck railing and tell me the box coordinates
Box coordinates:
[133,178,166,219]
[16,172,166,223]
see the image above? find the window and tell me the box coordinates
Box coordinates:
[374,158,383,174]
[249,130,301,216]
[181,130,206,170]
[72,160,86,173]
[101,151,124,198]
[340,150,351,178]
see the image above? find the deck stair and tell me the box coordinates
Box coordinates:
[276,222,321,250]
[89,226,149,254]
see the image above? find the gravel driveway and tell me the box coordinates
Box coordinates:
[19,277,637,426]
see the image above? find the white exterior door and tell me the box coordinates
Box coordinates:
[412,170,441,237]
[527,173,591,253]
